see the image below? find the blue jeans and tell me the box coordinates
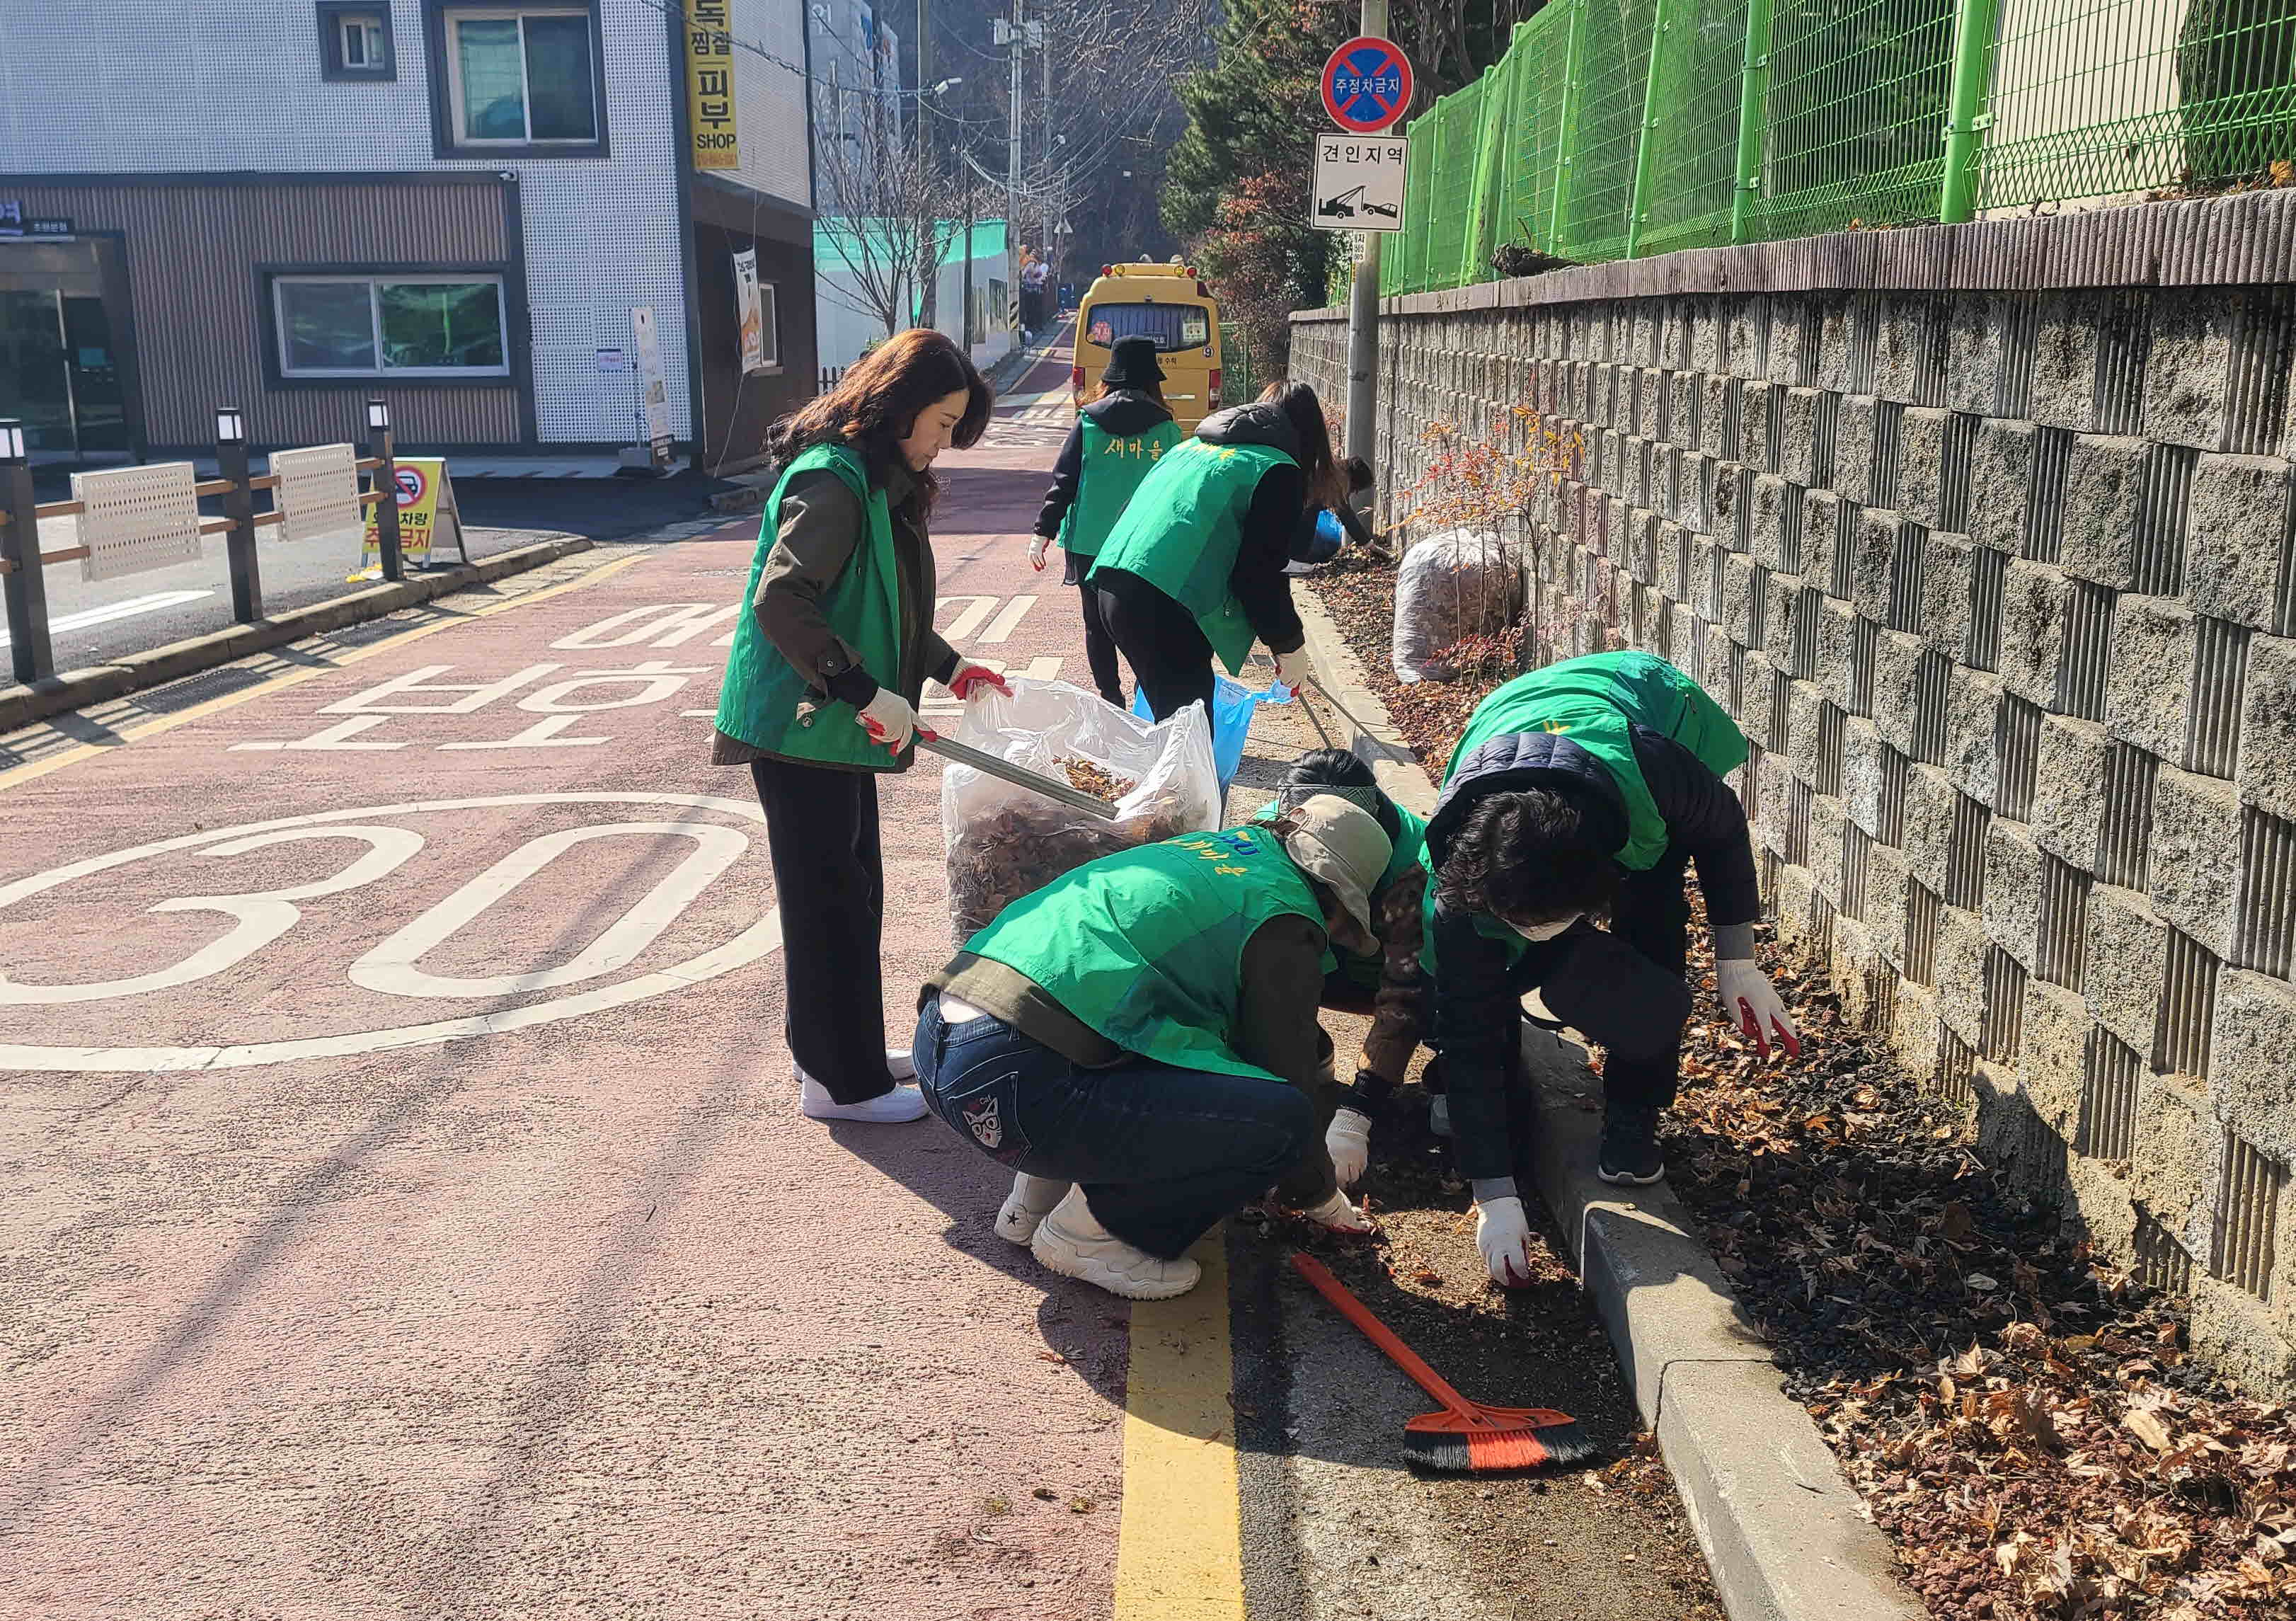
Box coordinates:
[913,998,1316,1260]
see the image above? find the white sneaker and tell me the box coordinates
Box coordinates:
[996,1173,1072,1244]
[798,1072,929,1123]
[1300,1190,1375,1233]
[886,1046,917,1082]
[1029,1188,1201,1299]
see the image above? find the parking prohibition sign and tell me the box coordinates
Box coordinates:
[1321,36,1413,134]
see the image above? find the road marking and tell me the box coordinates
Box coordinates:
[1113,1232,1245,1620]
[0,589,214,646]
[980,595,1038,643]
[0,551,650,795]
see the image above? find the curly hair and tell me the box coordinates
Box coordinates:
[765,328,992,517]
[1434,789,1619,927]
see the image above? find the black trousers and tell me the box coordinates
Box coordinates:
[1060,560,1127,706]
[1519,849,1695,1111]
[750,755,897,1104]
[1097,571,1215,723]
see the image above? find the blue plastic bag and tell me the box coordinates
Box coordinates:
[1133,674,1285,794]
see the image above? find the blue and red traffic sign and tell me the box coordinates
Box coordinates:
[1321,36,1413,134]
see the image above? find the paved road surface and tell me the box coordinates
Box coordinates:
[0,340,1711,1620]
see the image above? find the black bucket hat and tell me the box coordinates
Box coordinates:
[1102,336,1166,389]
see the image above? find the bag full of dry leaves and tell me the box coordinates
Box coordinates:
[940,677,1223,942]
[1391,528,1523,685]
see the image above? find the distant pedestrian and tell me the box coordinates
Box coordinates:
[914,798,1394,1298]
[1089,381,1347,723]
[1028,336,1182,706]
[711,329,1009,1125]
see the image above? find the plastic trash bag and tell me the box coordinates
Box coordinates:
[1391,528,1522,685]
[1131,674,1282,794]
[943,676,1223,942]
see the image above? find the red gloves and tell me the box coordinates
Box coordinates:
[947,663,1011,701]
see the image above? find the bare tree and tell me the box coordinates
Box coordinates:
[815,75,965,340]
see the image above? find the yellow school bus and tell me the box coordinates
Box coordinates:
[1072,261,1225,433]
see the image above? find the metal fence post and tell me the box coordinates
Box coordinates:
[1624,0,1677,259]
[216,406,263,622]
[365,399,404,583]
[1939,0,2001,223]
[0,419,53,686]
[1730,0,1774,244]
[1548,0,1585,256]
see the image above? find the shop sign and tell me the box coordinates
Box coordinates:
[684,0,740,171]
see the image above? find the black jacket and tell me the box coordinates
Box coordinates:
[1033,390,1177,540]
[1425,726,1760,1181]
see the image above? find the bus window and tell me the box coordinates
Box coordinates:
[1084,303,1210,352]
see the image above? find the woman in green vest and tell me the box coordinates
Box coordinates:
[1089,382,1348,722]
[912,798,1395,1299]
[1394,652,1801,1288]
[1027,336,1182,706]
[711,329,1007,1128]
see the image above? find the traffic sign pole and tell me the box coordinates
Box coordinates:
[1343,4,1394,473]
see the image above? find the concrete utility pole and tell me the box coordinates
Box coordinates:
[1344,0,1387,466]
[1007,0,1023,338]
[915,0,931,167]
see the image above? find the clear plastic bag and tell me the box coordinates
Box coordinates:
[1391,528,1523,685]
[941,677,1223,942]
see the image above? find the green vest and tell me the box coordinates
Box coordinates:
[1090,437,1297,675]
[1059,417,1183,561]
[712,445,909,772]
[962,825,1326,1083]
[1420,651,1747,973]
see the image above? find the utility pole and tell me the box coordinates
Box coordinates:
[1343,0,1388,467]
[915,0,931,168]
[1007,0,1023,341]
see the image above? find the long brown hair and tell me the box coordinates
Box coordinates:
[1258,379,1348,510]
[767,328,992,515]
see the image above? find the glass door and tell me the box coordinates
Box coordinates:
[61,294,127,454]
[0,289,72,452]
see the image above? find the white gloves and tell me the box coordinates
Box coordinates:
[856,687,918,753]
[1716,957,1801,1058]
[1272,646,1316,692]
[1326,1107,1372,1188]
[1028,534,1050,571]
[1476,1195,1534,1288]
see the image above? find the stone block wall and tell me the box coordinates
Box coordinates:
[1292,191,2296,1390]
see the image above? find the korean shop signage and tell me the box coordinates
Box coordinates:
[684,0,740,171]
[0,201,74,239]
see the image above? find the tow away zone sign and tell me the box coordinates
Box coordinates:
[1311,136,1408,233]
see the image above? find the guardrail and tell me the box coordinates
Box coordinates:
[0,401,407,688]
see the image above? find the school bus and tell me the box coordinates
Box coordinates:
[1072,261,1225,433]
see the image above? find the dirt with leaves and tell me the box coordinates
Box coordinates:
[1302,571,2296,1617]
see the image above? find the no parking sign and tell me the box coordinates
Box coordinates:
[1320,36,1413,134]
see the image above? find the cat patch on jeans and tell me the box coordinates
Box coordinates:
[935,1063,1031,1167]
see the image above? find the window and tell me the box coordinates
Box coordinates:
[1085,303,1212,353]
[316,2,396,79]
[273,275,510,379]
[445,8,598,144]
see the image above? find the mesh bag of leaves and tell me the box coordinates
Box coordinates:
[1391,528,1523,685]
[940,677,1223,943]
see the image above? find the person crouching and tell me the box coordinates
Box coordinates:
[910,798,1393,1299]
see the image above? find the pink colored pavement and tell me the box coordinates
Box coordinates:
[0,345,1125,1619]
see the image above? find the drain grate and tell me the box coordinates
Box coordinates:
[130,663,273,714]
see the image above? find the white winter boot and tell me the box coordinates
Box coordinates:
[1029,1188,1202,1299]
[995,1173,1072,1244]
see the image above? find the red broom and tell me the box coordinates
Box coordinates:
[1291,1251,1593,1474]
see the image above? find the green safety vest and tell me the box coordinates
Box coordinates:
[961,825,1326,1083]
[1090,436,1297,675]
[1253,796,1428,988]
[712,444,909,772]
[1058,417,1184,561]
[1420,651,1747,973]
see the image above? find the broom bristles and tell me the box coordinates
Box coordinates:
[1401,1416,1593,1474]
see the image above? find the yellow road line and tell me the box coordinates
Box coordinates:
[1113,1232,1245,1620]
[0,551,653,796]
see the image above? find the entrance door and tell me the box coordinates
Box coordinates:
[60,294,127,454]
[0,289,73,452]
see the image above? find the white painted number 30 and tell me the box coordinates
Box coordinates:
[0,794,783,1073]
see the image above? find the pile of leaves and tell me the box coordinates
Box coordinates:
[1665,924,2296,1619]
[1309,551,1520,762]
[1056,756,1135,803]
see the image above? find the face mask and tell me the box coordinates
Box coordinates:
[1510,914,1581,942]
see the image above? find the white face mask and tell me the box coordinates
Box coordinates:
[1510,913,1582,942]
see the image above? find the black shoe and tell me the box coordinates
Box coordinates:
[1597,1103,1665,1185]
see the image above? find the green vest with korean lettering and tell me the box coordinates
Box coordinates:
[960,825,1326,1083]
[1059,418,1186,561]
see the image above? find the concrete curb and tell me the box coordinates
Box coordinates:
[0,536,595,735]
[1290,592,1923,1621]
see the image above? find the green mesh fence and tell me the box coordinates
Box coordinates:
[1372,0,2296,294]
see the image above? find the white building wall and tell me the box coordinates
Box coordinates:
[0,0,808,446]
[816,239,1013,372]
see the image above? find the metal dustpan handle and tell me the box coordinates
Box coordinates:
[914,730,1120,822]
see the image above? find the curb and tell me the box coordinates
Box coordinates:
[0,537,595,736]
[1290,595,1923,1621]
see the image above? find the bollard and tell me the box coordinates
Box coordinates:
[366,398,403,583]
[0,418,53,685]
[216,405,263,622]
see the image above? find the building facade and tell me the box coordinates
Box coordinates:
[0,0,817,469]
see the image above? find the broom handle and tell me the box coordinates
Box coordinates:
[1290,1252,1481,1423]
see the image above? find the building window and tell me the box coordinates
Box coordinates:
[317,2,396,79]
[444,8,599,145]
[273,275,510,378]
